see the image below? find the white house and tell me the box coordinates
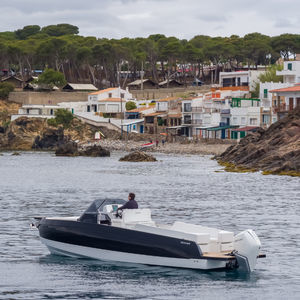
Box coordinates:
[219,70,265,91]
[155,97,179,112]
[87,87,133,113]
[270,84,300,112]
[11,101,88,121]
[276,57,300,84]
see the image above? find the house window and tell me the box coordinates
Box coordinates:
[287,63,292,71]
[108,93,112,98]
[233,117,238,125]
[250,118,257,125]
[263,115,270,124]
[264,89,268,98]
[184,103,191,112]
[241,117,246,125]
[120,93,124,99]
[50,109,53,115]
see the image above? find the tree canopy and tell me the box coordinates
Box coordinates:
[0,24,299,87]
[35,68,66,88]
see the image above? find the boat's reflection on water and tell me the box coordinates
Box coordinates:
[39,254,257,282]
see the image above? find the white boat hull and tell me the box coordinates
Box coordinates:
[40,237,228,270]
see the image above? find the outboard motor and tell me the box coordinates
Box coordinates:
[234,229,261,272]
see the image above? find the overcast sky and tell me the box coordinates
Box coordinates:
[1,0,299,39]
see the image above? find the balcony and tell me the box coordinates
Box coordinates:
[276,70,296,76]
[221,109,230,114]
[192,119,202,125]
[183,118,192,125]
[192,107,204,113]
[273,104,287,113]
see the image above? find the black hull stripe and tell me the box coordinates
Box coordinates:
[39,219,202,259]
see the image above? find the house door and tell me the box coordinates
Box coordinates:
[289,98,294,111]
[297,98,300,107]
[140,125,144,133]
[221,129,226,139]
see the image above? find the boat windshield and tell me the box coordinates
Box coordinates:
[83,199,126,214]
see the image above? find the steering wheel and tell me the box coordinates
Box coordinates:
[116,209,123,218]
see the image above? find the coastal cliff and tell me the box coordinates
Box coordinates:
[218,107,300,176]
[0,117,103,150]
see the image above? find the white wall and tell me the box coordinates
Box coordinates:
[259,82,291,108]
[231,107,260,126]
[156,101,168,111]
[88,87,133,102]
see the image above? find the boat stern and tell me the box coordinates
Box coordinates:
[234,229,261,272]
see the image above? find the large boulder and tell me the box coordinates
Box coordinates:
[55,143,110,157]
[79,145,110,157]
[55,141,79,156]
[119,151,157,162]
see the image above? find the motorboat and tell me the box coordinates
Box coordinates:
[33,199,265,273]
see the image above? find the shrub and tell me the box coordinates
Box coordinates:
[54,109,74,128]
[35,68,66,89]
[125,101,137,111]
[0,82,15,99]
[47,118,57,127]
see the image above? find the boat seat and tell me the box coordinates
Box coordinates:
[122,209,155,226]
[171,221,234,252]
[134,224,210,245]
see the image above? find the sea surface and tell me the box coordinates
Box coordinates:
[0,151,299,300]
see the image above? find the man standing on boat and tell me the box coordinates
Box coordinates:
[118,193,138,210]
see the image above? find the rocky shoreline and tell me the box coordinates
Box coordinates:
[0,115,233,156]
[89,139,233,156]
[217,107,300,176]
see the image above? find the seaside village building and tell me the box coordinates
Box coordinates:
[219,67,266,91]
[143,97,182,135]
[87,87,133,116]
[179,88,261,140]
[260,56,300,122]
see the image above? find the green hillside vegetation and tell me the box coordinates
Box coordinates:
[0,24,299,88]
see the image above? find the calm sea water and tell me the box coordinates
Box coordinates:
[0,151,299,300]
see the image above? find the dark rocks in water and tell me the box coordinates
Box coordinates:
[32,127,64,150]
[11,152,20,156]
[119,151,157,162]
[55,142,79,156]
[80,145,110,157]
[55,143,110,157]
[218,106,300,176]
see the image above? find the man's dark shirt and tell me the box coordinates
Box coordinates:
[119,199,138,210]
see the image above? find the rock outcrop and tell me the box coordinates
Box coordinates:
[218,107,300,176]
[55,142,110,157]
[0,117,102,150]
[55,141,79,156]
[79,145,110,157]
[119,151,157,162]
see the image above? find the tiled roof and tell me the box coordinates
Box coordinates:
[89,87,117,95]
[145,112,166,117]
[156,96,180,102]
[270,85,300,93]
[127,107,152,113]
[168,113,182,118]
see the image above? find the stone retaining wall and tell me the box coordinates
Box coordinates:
[131,86,211,100]
[8,91,89,105]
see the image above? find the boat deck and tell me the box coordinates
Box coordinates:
[202,252,266,259]
[202,252,235,259]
